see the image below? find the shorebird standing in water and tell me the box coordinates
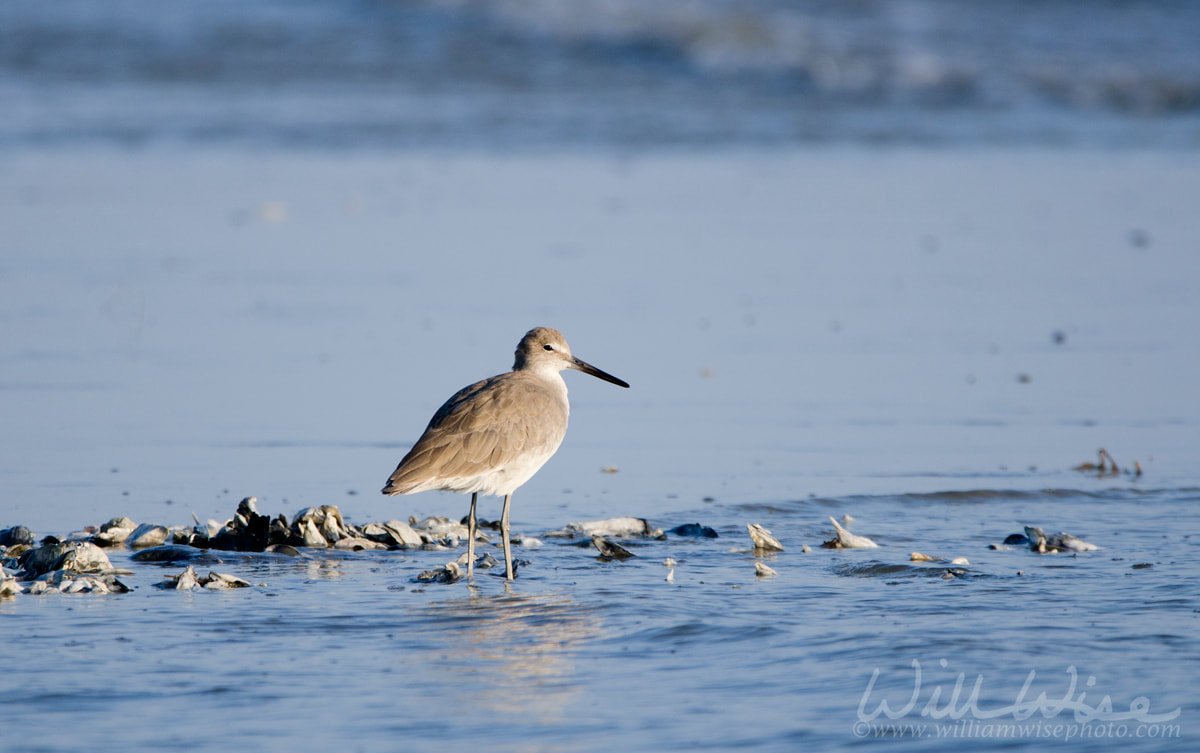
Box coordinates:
[382,327,629,580]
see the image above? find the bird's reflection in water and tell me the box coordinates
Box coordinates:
[410,589,601,723]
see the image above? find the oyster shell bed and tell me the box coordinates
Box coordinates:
[2,498,1100,597]
[0,498,671,597]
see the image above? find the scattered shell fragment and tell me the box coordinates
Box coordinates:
[363,520,424,548]
[202,571,252,590]
[454,551,499,570]
[299,518,327,548]
[20,541,113,579]
[545,517,661,539]
[1023,526,1099,553]
[333,537,386,551]
[414,561,463,584]
[747,524,784,552]
[755,562,778,577]
[157,566,251,591]
[127,523,169,549]
[158,566,200,591]
[56,542,114,574]
[293,505,351,545]
[592,535,636,560]
[1,576,23,598]
[411,516,471,545]
[92,517,137,547]
[825,517,879,549]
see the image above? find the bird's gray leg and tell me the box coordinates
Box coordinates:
[501,493,514,580]
[467,492,478,579]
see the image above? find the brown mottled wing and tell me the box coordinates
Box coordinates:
[381,373,565,495]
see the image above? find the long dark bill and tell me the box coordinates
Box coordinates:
[571,356,630,388]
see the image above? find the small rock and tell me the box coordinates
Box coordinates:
[0,526,35,548]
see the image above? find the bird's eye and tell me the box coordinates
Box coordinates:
[543,344,554,351]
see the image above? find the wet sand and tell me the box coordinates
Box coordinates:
[4,147,1199,532]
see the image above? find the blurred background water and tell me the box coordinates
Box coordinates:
[2,3,1199,752]
[1,0,1199,149]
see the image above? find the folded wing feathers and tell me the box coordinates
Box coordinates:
[383,374,565,494]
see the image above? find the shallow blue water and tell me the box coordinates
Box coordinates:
[3,487,1196,752]
[2,144,1199,750]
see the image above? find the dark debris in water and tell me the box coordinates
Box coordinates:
[1073,448,1142,478]
[832,561,979,581]
[667,523,718,538]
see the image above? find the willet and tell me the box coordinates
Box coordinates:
[381,327,629,580]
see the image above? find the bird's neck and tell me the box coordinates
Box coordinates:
[528,365,570,412]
